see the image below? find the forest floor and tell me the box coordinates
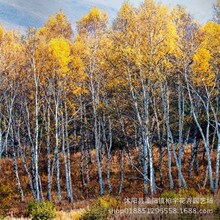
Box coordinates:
[0,144,220,219]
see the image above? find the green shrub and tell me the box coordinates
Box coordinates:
[178,212,197,220]
[27,201,56,220]
[160,190,177,199]
[177,188,199,199]
[82,195,121,220]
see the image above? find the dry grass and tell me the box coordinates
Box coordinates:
[56,209,86,220]
[0,145,220,218]
[4,209,86,220]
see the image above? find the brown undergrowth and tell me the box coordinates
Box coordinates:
[0,144,219,218]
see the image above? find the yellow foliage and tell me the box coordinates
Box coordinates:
[0,26,4,43]
[192,47,215,86]
[0,31,25,79]
[48,37,71,74]
[38,11,73,40]
[114,2,137,32]
[113,0,179,81]
[118,2,136,19]
[77,7,108,35]
[190,22,220,87]
[201,22,220,70]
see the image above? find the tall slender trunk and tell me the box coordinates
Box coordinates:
[34,68,40,202]
[211,95,220,192]
[64,103,73,202]
[39,175,44,201]
[94,114,104,195]
[178,82,184,172]
[152,96,164,185]
[84,104,90,185]
[79,96,85,188]
[18,126,36,200]
[91,79,104,195]
[61,110,73,202]
[161,83,187,189]
[118,147,125,195]
[185,71,214,192]
[166,134,174,189]
[13,148,24,202]
[106,116,113,194]
[55,101,62,204]
[12,126,24,203]
[46,106,52,201]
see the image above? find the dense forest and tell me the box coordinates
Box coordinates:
[0,0,220,217]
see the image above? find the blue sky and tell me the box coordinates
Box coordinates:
[0,0,216,32]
